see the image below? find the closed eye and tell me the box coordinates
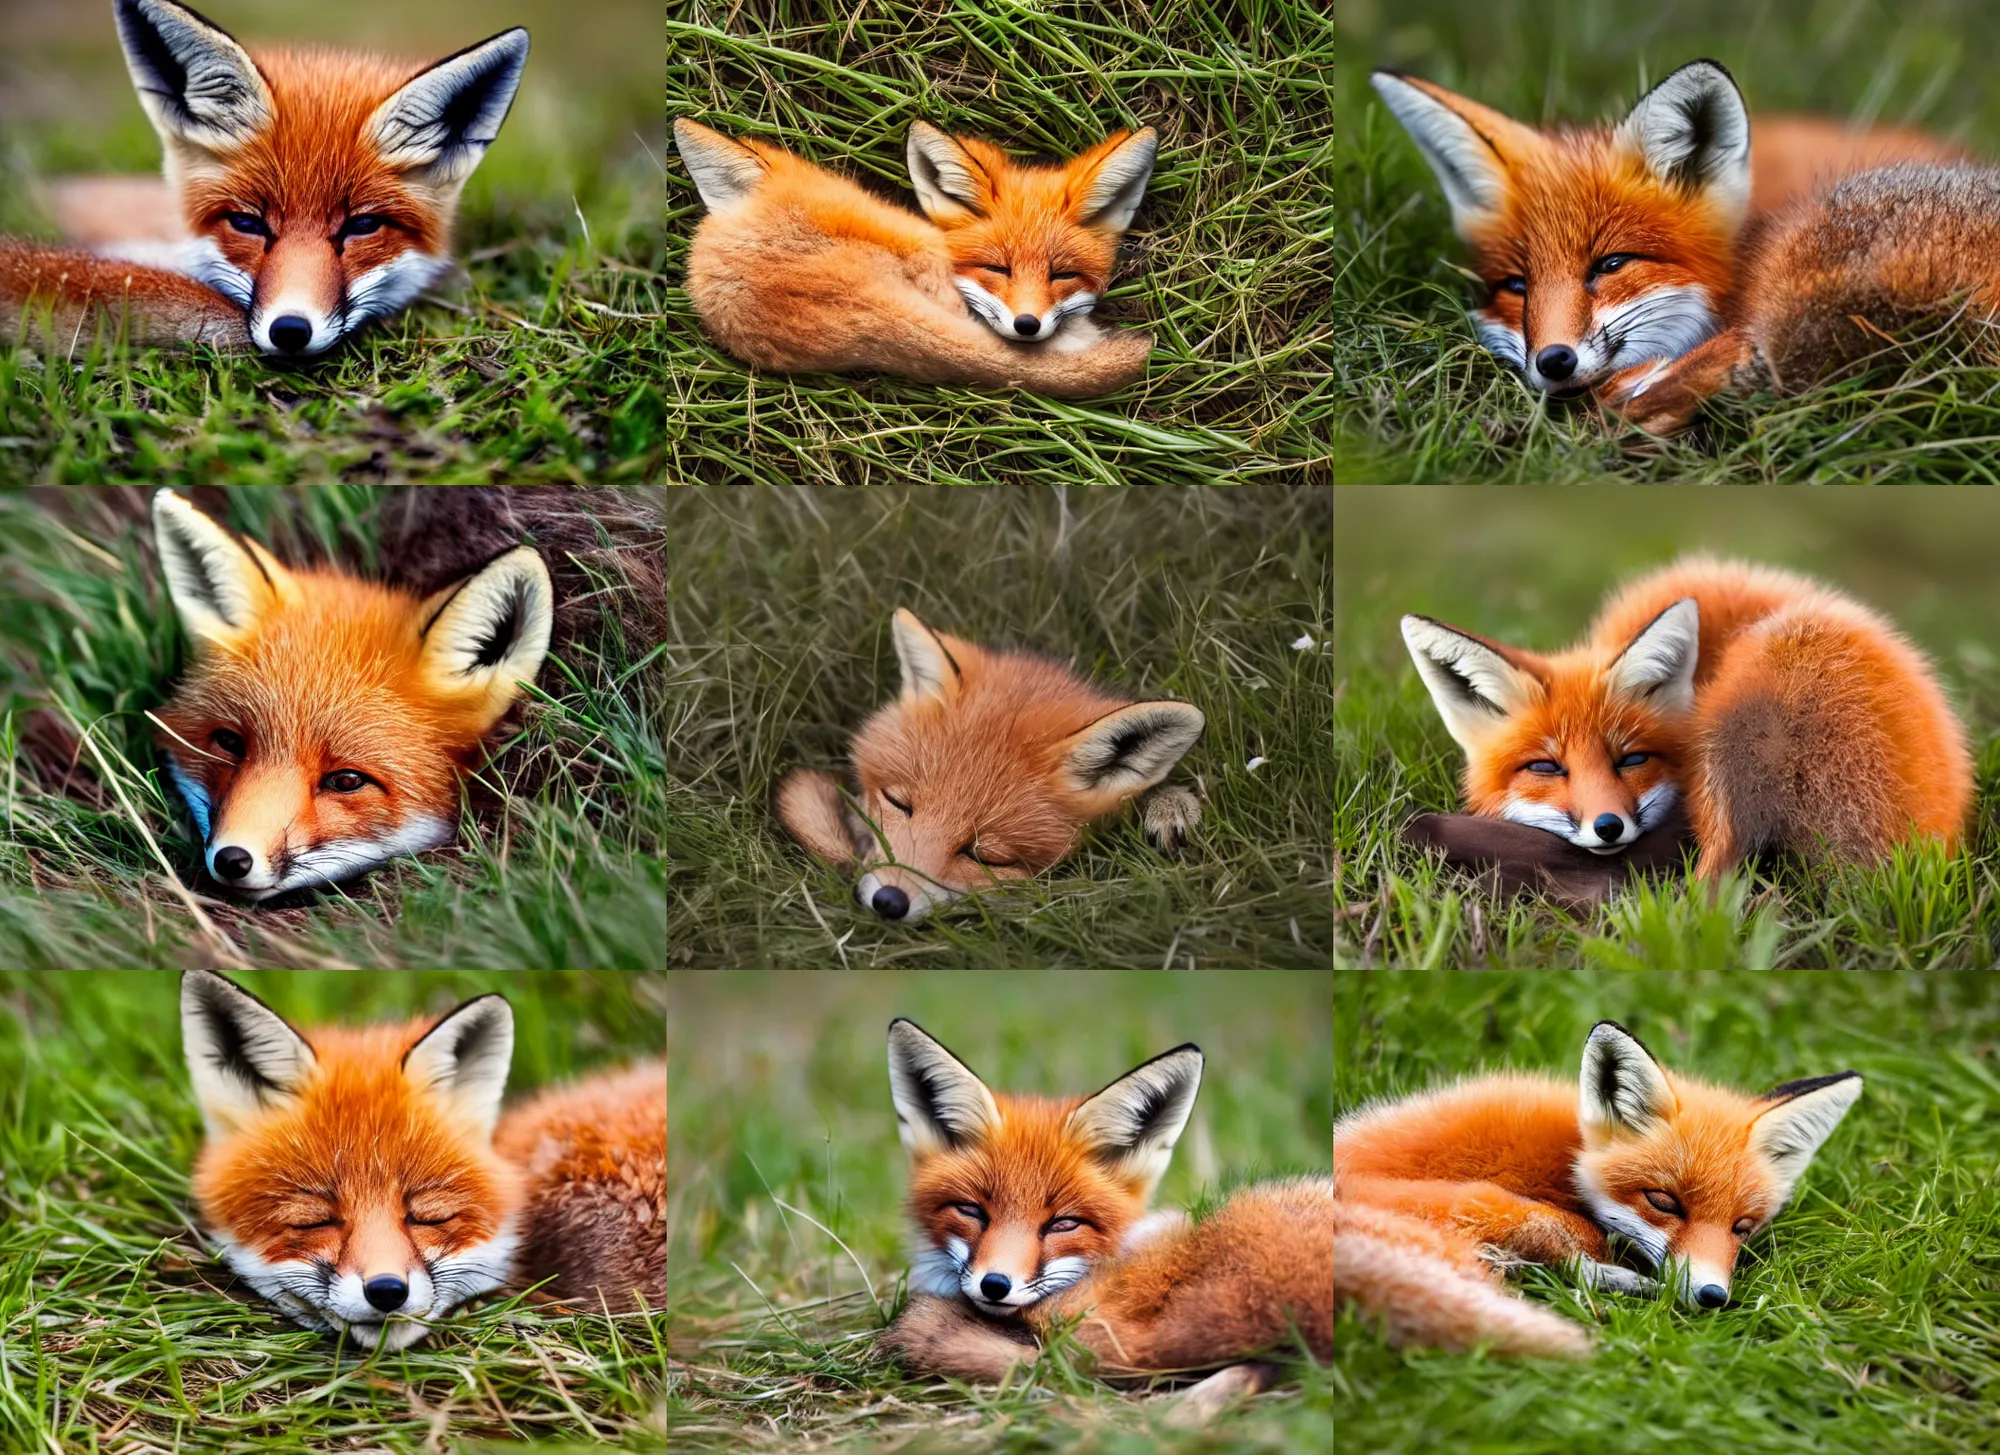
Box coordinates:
[1523,759,1565,776]
[407,1213,458,1227]
[1042,1216,1087,1234]
[949,1202,988,1224]
[1643,1189,1685,1217]
[287,1217,339,1230]
[1615,752,1651,769]
[884,791,912,815]
[974,264,1012,277]
[1050,271,1083,282]
[960,844,1018,869]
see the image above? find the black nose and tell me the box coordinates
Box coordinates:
[268,314,313,354]
[979,1273,1011,1301]
[212,846,254,881]
[364,1275,409,1312]
[1694,1283,1728,1309]
[872,885,910,920]
[1535,344,1577,381]
[1592,813,1625,843]
[1012,314,1040,337]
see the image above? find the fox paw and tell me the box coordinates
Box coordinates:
[1142,786,1201,854]
[1566,1257,1660,1298]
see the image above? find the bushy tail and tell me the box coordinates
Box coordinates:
[1334,1200,1590,1358]
[0,242,248,351]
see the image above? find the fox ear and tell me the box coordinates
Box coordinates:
[891,608,961,702]
[1750,1072,1863,1202]
[887,1019,999,1157]
[418,546,555,723]
[114,0,271,153]
[1617,60,1750,222]
[404,994,514,1139]
[153,489,286,650]
[1075,128,1157,232]
[1060,701,1204,798]
[181,969,317,1138]
[1579,1021,1678,1139]
[368,28,530,189]
[1064,1043,1202,1198]
[1605,598,1700,714]
[906,123,994,223]
[675,119,770,210]
[1370,70,1538,239]
[1400,613,1541,749]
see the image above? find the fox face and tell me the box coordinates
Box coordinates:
[906,123,1157,342]
[113,0,529,356]
[1575,1022,1862,1308]
[1372,61,1746,395]
[152,490,553,900]
[181,969,522,1349]
[1402,600,1699,854]
[888,1018,1203,1317]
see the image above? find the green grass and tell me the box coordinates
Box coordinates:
[0,968,667,1453]
[0,485,667,970]
[1335,0,2000,482]
[1336,969,2000,1455]
[1334,486,2000,968]
[667,968,1333,1454]
[654,484,1332,969]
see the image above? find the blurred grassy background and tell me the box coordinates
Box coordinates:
[1334,487,2000,966]
[0,968,667,1453]
[1337,967,2000,1455]
[1335,0,2000,481]
[667,968,1333,1453]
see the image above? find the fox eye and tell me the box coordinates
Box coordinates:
[961,844,1019,869]
[338,214,385,240]
[1043,1217,1085,1234]
[884,791,912,815]
[407,1212,457,1227]
[1591,253,1640,276]
[211,729,247,757]
[1523,759,1565,776]
[321,770,372,794]
[974,263,1012,277]
[225,212,270,238]
[1050,271,1083,282]
[1615,751,1651,769]
[1733,1216,1759,1237]
[950,1202,987,1223]
[1643,1189,1685,1217]
[289,1218,339,1230]
[1496,275,1526,297]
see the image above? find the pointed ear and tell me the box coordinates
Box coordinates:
[114,0,271,153]
[181,969,316,1138]
[1604,598,1699,715]
[403,994,514,1139]
[1074,128,1157,232]
[1059,701,1204,798]
[1370,70,1539,239]
[1749,1072,1863,1203]
[1579,1021,1678,1139]
[1064,1043,1202,1198]
[1400,613,1541,749]
[891,608,961,702]
[418,546,554,724]
[674,119,770,210]
[153,489,286,649]
[887,1019,999,1157]
[906,122,993,223]
[367,28,530,190]
[1616,60,1750,223]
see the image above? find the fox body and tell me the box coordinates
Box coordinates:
[1371,60,1971,423]
[773,608,1204,923]
[1335,1021,1862,1356]
[180,969,665,1350]
[1402,555,1971,878]
[2,0,527,357]
[672,120,1155,397]
[152,489,553,900]
[878,1019,1333,1394]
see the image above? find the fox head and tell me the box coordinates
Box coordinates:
[905,123,1157,342]
[1402,600,1698,853]
[1574,1021,1862,1309]
[112,0,529,356]
[888,1018,1202,1317]
[1372,60,1745,395]
[152,489,553,900]
[181,968,522,1349]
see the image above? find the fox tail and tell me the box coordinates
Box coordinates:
[0,243,248,351]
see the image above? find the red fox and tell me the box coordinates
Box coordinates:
[2,0,529,356]
[772,608,1203,922]
[878,1019,1332,1408]
[180,968,664,1350]
[151,489,553,900]
[1401,555,1971,878]
[672,119,1155,396]
[1336,1021,1862,1355]
[1370,60,1968,423]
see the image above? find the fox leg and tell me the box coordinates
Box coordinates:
[1598,329,1756,435]
[880,1294,1040,1382]
[1140,785,1201,853]
[1164,1362,1281,1427]
[773,767,864,868]
[1336,1176,1611,1268]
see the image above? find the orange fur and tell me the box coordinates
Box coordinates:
[0,240,249,349]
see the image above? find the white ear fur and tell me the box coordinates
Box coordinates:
[891,608,960,701]
[887,1019,1000,1157]
[1060,701,1205,796]
[180,969,317,1138]
[152,489,283,648]
[674,119,769,210]
[114,0,271,153]
[403,994,514,1140]
[1604,598,1700,715]
[368,27,530,188]
[1064,1043,1203,1198]
[1370,70,1509,237]
[906,122,992,222]
[1078,128,1157,231]
[1749,1073,1863,1203]
[418,546,554,710]
[1616,60,1751,223]
[1400,613,1539,749]
[1579,1021,1678,1138]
